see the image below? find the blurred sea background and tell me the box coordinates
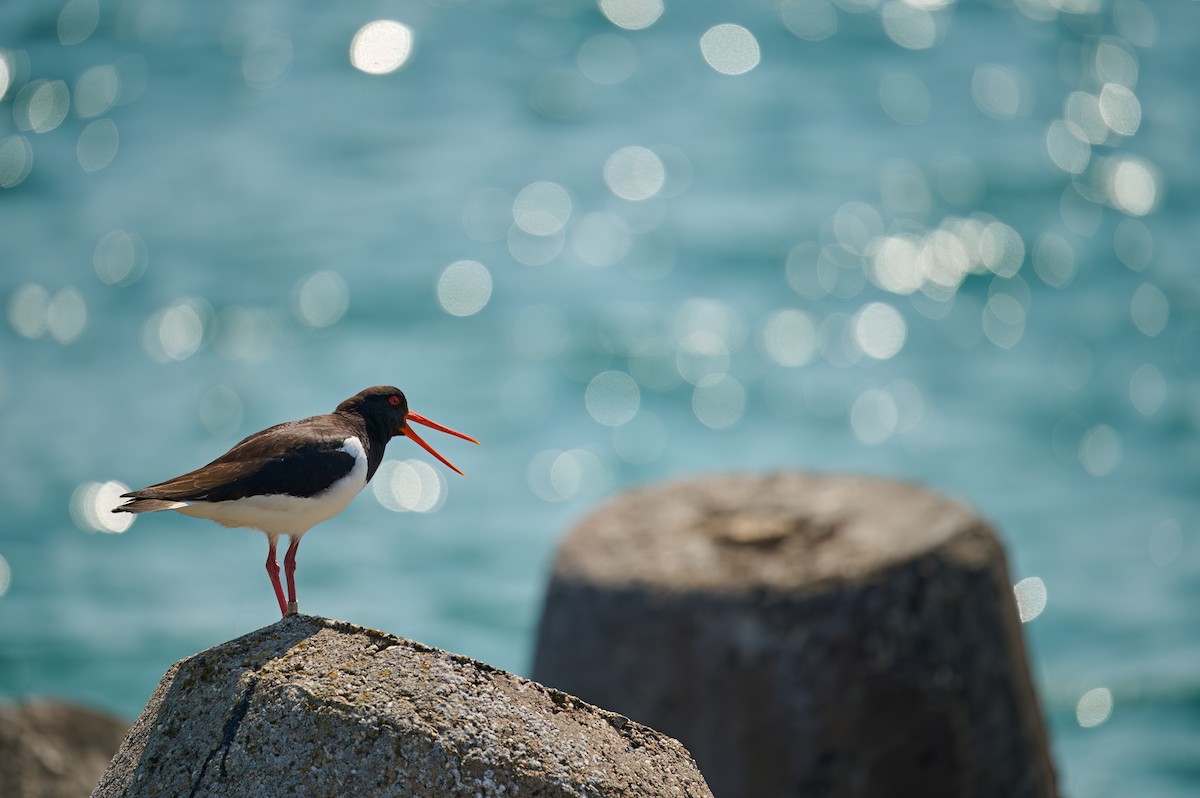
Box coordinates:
[1,0,1197,794]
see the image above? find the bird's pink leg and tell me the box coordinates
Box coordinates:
[266,542,288,618]
[283,538,300,616]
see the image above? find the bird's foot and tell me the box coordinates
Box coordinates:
[287,601,299,616]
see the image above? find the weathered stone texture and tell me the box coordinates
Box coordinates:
[534,472,1057,798]
[92,615,712,798]
[0,699,128,798]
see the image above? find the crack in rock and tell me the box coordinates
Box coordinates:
[188,678,257,797]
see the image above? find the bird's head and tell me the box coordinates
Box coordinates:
[339,386,479,475]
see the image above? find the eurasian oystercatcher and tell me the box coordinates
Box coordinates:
[114,386,478,617]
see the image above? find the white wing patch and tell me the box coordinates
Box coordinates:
[173,436,369,539]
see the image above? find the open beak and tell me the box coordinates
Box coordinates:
[400,411,480,476]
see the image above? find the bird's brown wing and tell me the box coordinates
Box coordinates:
[115,416,362,511]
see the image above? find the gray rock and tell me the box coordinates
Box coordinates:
[92,615,713,798]
[0,698,129,798]
[533,472,1058,798]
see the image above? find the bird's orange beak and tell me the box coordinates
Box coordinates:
[400,411,480,476]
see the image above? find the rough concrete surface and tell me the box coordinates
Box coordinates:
[91,615,713,798]
[0,698,129,798]
[534,472,1058,798]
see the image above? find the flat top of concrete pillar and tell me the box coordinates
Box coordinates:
[94,615,713,798]
[554,472,998,592]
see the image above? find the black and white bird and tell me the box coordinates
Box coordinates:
[114,386,478,617]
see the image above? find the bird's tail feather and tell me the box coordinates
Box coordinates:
[113,498,186,514]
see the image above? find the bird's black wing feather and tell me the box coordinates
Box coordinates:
[121,416,362,502]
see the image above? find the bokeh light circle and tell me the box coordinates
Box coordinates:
[603,146,665,201]
[1013,576,1047,622]
[294,271,350,328]
[585,370,640,427]
[350,20,413,75]
[699,24,761,76]
[437,260,493,317]
[599,0,664,31]
[70,480,134,533]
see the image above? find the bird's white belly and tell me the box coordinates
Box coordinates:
[173,437,369,540]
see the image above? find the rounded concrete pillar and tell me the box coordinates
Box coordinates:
[532,472,1057,798]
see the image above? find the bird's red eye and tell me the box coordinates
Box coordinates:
[389,396,401,406]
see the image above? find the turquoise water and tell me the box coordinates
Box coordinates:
[2,0,1198,794]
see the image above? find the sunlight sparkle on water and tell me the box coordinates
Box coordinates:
[834,202,884,255]
[982,292,1025,349]
[1079,424,1121,477]
[1098,83,1141,137]
[1013,576,1047,622]
[1130,282,1168,337]
[294,271,349,328]
[350,21,413,75]
[571,212,631,268]
[1093,37,1138,88]
[881,2,940,50]
[8,284,50,338]
[1032,232,1076,288]
[0,51,11,100]
[585,370,640,427]
[850,388,899,445]
[599,0,663,31]
[1063,92,1104,146]
[77,119,119,172]
[692,374,746,429]
[16,80,70,134]
[143,300,209,362]
[94,229,148,286]
[1076,688,1114,728]
[852,302,906,360]
[436,260,492,317]
[1129,363,1165,417]
[0,553,10,598]
[513,181,572,236]
[74,65,119,118]
[603,146,665,201]
[781,0,838,41]
[1105,155,1160,217]
[1046,120,1091,175]
[676,332,729,385]
[508,224,565,266]
[577,34,638,86]
[979,221,1024,278]
[58,0,99,46]
[70,481,133,533]
[847,380,922,443]
[373,460,445,513]
[699,25,761,76]
[970,64,1030,120]
[527,449,609,502]
[46,287,87,344]
[762,309,818,367]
